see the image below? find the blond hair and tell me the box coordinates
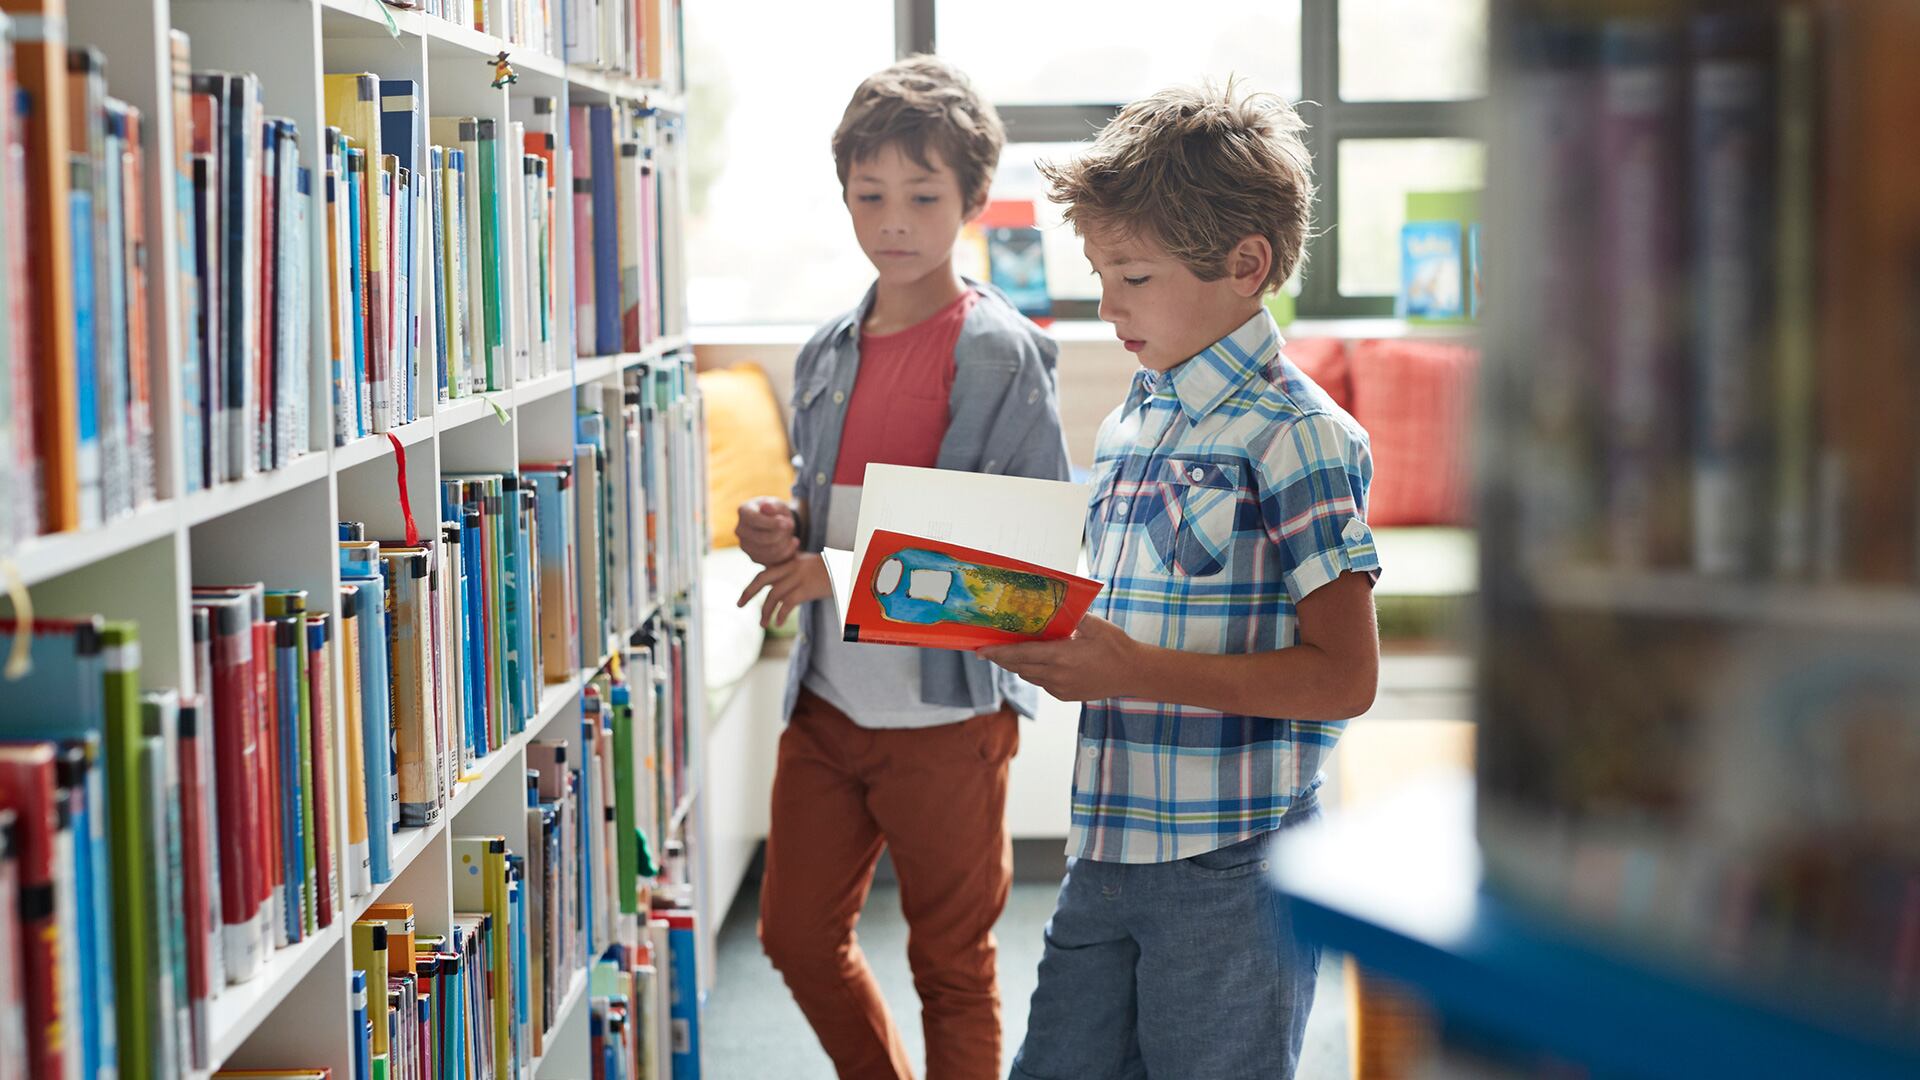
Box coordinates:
[832,55,1006,209]
[1041,80,1314,292]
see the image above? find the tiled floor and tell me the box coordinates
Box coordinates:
[705,874,1350,1079]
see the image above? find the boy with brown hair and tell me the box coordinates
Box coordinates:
[735,55,1070,1079]
[983,82,1381,1079]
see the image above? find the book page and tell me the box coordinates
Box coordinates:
[854,464,1091,573]
[821,465,1092,634]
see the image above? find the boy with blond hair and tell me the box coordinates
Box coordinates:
[984,82,1381,1079]
[736,55,1071,1080]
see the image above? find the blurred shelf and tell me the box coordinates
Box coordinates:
[12,499,178,587]
[206,921,346,1069]
[437,393,508,432]
[182,455,331,527]
[420,15,564,80]
[1269,776,1920,1080]
[515,368,576,406]
[564,63,679,108]
[574,354,617,385]
[316,0,421,35]
[1530,564,1920,632]
[335,418,434,470]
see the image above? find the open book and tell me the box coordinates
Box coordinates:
[820,464,1100,651]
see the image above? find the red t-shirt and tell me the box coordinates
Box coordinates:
[832,290,976,485]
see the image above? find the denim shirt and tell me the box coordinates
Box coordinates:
[783,279,1073,722]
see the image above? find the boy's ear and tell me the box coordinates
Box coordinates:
[963,187,991,224]
[1228,234,1274,298]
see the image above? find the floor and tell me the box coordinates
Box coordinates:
[705,871,1351,1079]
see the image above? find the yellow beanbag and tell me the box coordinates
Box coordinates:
[699,363,797,549]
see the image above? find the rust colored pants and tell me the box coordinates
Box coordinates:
[759,688,1020,1080]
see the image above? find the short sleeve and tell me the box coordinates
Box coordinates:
[1256,411,1383,600]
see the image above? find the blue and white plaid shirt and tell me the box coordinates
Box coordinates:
[1071,309,1382,864]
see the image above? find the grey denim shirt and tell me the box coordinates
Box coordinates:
[781,279,1074,722]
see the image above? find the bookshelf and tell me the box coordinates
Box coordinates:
[1272,1,1920,1075]
[0,1,705,1079]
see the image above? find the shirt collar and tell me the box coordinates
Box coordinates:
[1126,309,1281,423]
[831,276,993,345]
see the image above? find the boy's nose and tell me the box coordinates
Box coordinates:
[1097,290,1123,323]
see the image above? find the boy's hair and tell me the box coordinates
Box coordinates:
[832,55,1005,210]
[1041,80,1314,293]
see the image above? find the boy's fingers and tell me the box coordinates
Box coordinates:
[738,568,776,608]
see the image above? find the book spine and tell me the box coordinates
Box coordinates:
[14,6,79,531]
[1597,20,1686,569]
[1688,12,1776,578]
[589,107,617,356]
[478,119,504,388]
[123,106,154,507]
[1772,4,1817,579]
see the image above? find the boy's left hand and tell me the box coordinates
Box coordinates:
[979,615,1144,702]
[739,553,834,629]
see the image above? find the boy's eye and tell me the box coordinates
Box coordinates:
[856,194,882,203]
[1124,276,1151,287]
[913,195,939,204]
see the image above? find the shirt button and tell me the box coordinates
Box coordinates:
[986,459,998,471]
[1084,747,1098,758]
[1188,466,1206,483]
[1027,388,1040,405]
[832,391,846,405]
[815,472,827,485]
[1114,499,1129,517]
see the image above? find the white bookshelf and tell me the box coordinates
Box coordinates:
[7,1,699,1077]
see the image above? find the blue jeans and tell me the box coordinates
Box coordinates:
[1010,797,1324,1080]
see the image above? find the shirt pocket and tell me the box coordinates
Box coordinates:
[1153,457,1246,578]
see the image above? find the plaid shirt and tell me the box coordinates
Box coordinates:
[1071,309,1382,864]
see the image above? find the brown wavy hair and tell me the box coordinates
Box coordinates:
[832,55,1006,210]
[1041,79,1314,293]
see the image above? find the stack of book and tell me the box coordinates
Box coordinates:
[400,0,558,59]
[562,0,683,85]
[0,602,342,1077]
[4,21,167,544]
[571,102,685,359]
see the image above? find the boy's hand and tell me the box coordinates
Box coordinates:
[736,496,800,566]
[738,553,833,629]
[980,615,1144,702]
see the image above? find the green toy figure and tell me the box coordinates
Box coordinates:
[491,50,517,88]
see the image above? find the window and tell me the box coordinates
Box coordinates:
[917,0,1488,320]
[1340,0,1488,102]
[937,1,1302,105]
[1337,138,1485,296]
[685,0,1486,326]
[683,0,893,325]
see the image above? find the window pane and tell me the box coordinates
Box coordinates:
[938,1,1301,105]
[1340,0,1488,102]
[684,0,894,324]
[983,143,1100,303]
[1336,138,1484,297]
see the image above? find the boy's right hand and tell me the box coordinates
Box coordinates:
[736,497,801,565]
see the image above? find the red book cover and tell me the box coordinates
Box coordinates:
[841,530,1103,650]
[306,615,336,928]
[0,744,64,1080]
[193,593,263,982]
[175,698,213,1046]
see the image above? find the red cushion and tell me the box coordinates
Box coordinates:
[1347,339,1478,527]
[1281,338,1352,413]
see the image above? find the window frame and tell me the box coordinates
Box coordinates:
[901,0,1485,319]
